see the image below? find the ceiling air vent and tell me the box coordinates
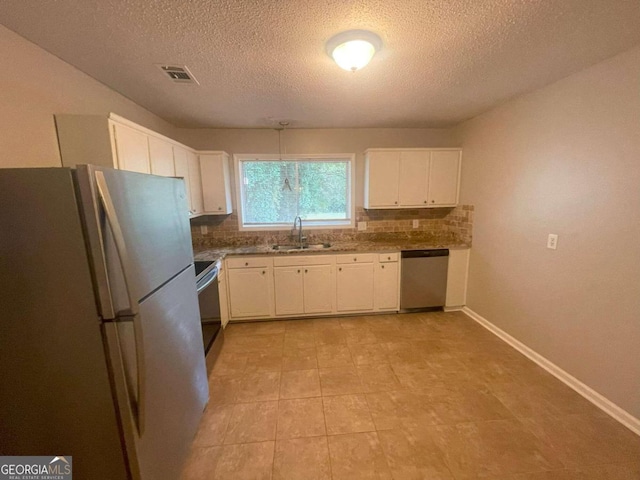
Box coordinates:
[156,65,199,85]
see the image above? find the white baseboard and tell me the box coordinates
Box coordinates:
[462,306,640,437]
[444,306,464,312]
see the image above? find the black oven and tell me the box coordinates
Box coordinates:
[194,260,224,372]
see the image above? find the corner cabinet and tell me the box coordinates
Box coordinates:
[364,148,462,209]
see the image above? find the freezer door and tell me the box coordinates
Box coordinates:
[75,165,193,315]
[105,265,208,480]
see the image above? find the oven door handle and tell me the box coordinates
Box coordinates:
[196,268,218,294]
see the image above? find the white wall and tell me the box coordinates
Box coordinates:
[0,26,176,168]
[174,127,457,207]
[455,45,640,419]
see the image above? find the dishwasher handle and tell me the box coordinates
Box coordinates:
[401,249,449,258]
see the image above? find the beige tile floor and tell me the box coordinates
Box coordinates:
[181,311,640,480]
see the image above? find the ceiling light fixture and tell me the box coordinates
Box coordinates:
[326,29,382,72]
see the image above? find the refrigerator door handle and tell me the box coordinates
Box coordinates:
[95,170,146,437]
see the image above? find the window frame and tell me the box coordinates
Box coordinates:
[233,153,356,231]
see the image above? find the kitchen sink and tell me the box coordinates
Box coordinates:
[272,243,331,251]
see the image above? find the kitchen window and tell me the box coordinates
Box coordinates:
[234,154,355,230]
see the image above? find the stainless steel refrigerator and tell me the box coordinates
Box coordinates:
[0,166,208,479]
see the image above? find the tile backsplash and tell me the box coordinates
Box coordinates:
[190,205,473,248]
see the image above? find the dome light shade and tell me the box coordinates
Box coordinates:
[326,30,382,71]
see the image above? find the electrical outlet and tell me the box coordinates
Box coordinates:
[547,233,558,250]
[357,221,367,231]
[412,219,419,229]
[200,225,208,235]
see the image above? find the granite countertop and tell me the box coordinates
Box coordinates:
[193,240,470,262]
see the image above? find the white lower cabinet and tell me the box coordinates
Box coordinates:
[274,267,305,316]
[273,257,334,316]
[217,266,230,328]
[303,265,334,314]
[336,263,375,312]
[227,263,274,319]
[445,248,470,309]
[224,252,406,320]
[374,260,400,311]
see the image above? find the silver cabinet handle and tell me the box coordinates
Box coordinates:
[95,171,145,436]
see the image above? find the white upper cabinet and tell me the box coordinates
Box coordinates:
[148,136,175,177]
[364,148,461,209]
[364,150,400,207]
[187,151,204,215]
[55,113,215,218]
[398,151,429,207]
[428,150,461,206]
[173,146,192,215]
[200,152,233,214]
[112,123,151,174]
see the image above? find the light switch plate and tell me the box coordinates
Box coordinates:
[358,221,367,231]
[547,233,558,249]
[200,225,208,235]
[413,219,419,228]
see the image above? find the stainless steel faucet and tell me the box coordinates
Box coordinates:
[292,216,305,247]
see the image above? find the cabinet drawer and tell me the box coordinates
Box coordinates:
[336,254,375,264]
[226,257,273,269]
[273,255,334,267]
[378,253,399,263]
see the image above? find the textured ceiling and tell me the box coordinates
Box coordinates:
[2,0,640,128]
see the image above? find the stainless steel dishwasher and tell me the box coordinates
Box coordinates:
[400,249,449,311]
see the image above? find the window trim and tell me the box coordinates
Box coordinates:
[233,153,356,231]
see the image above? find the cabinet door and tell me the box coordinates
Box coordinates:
[227,268,272,318]
[336,263,374,312]
[303,265,333,314]
[366,151,400,207]
[187,151,204,215]
[112,123,150,174]
[374,262,399,310]
[148,136,175,177]
[274,267,304,316]
[445,248,470,308]
[173,147,192,214]
[200,153,233,214]
[398,151,430,207]
[218,268,230,328]
[428,151,461,206]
